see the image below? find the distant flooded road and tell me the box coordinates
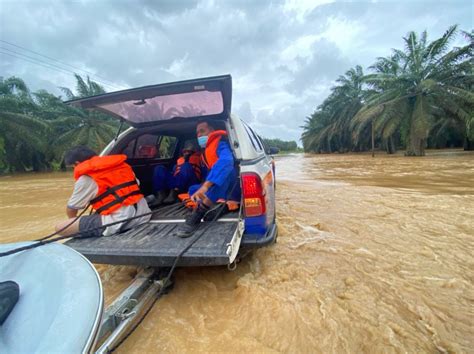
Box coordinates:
[1,150,473,353]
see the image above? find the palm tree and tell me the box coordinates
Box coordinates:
[302,66,366,152]
[302,109,333,152]
[59,73,106,100]
[49,107,117,161]
[0,76,29,96]
[0,77,50,172]
[350,54,408,154]
[49,74,118,162]
[0,74,120,172]
[458,30,474,150]
[0,76,37,114]
[0,111,49,172]
[353,26,473,156]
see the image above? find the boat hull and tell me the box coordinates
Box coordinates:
[0,242,103,353]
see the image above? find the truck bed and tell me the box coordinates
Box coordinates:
[66,206,241,267]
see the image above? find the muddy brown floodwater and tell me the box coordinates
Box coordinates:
[1,150,473,353]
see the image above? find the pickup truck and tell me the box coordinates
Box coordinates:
[65,75,277,267]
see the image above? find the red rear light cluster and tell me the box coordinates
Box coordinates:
[242,172,266,217]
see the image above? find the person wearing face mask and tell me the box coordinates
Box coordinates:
[152,141,202,205]
[176,119,240,237]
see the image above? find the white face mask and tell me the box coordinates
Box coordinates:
[198,135,208,148]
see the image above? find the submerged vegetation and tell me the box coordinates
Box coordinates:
[302,25,473,156]
[0,74,118,173]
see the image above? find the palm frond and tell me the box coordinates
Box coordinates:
[59,87,76,100]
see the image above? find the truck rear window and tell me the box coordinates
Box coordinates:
[99,90,224,125]
[122,134,177,159]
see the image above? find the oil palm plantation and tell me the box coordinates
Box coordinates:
[352,25,473,156]
[0,74,119,172]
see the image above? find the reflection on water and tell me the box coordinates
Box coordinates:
[1,150,473,352]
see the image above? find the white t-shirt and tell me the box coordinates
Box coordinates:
[68,175,151,236]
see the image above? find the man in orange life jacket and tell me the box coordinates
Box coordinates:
[152,142,202,205]
[176,119,241,237]
[55,146,151,237]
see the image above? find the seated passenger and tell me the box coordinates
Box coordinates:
[55,146,151,238]
[152,142,202,205]
[176,119,241,237]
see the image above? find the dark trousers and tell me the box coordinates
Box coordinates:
[152,163,200,194]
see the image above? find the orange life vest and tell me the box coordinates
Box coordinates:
[74,155,143,215]
[175,152,202,180]
[201,130,228,169]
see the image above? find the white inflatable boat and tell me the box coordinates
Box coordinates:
[0,242,103,353]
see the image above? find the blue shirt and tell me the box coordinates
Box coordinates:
[204,140,235,187]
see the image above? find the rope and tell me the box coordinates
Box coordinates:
[36,205,91,241]
[108,181,240,352]
[0,203,184,258]
[1,181,240,353]
[108,202,228,353]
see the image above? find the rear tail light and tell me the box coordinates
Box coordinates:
[242,173,266,217]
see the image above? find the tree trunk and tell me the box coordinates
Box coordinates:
[371,120,375,158]
[464,137,473,151]
[386,136,396,154]
[406,95,429,156]
[406,115,426,156]
[406,136,426,156]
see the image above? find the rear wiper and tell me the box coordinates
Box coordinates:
[133,99,147,106]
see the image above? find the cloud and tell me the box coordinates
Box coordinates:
[0,0,471,143]
[285,39,353,95]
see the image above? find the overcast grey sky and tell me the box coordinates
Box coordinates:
[0,0,472,142]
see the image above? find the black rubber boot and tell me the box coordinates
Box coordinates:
[145,194,156,207]
[175,204,209,238]
[203,203,228,221]
[163,189,178,205]
[154,190,168,207]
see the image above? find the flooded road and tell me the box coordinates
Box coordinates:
[1,150,473,353]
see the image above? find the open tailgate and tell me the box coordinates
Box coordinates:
[65,75,232,127]
[65,210,243,267]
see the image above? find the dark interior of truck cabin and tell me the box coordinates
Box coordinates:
[109,118,229,197]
